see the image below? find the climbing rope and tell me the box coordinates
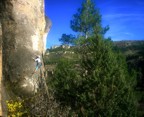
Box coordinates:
[22,67,50,116]
[13,53,50,116]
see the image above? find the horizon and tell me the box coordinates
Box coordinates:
[45,0,144,48]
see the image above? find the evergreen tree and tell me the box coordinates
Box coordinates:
[59,34,75,45]
[51,59,79,107]
[50,0,137,116]
[77,36,137,116]
[70,0,108,39]
[52,37,137,117]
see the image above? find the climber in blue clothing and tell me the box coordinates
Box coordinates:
[32,55,42,74]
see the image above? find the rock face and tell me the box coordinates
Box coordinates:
[0,0,51,95]
[43,16,52,52]
[0,22,2,115]
[0,23,2,77]
[0,23,2,70]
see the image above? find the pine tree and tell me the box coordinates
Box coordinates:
[70,0,108,39]
[51,0,137,116]
[51,59,79,107]
[52,38,137,117]
[77,35,137,116]
[59,34,75,45]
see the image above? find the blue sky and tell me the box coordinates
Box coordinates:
[45,0,144,48]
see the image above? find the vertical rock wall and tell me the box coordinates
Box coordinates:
[0,0,51,95]
[0,23,2,78]
[43,16,52,53]
[0,22,2,116]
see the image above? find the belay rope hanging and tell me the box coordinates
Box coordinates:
[24,54,50,116]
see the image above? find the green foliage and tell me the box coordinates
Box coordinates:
[51,36,137,116]
[79,37,137,116]
[48,0,138,116]
[59,34,76,45]
[6,100,28,117]
[51,59,79,99]
[70,0,108,38]
[44,49,79,65]
[114,41,144,91]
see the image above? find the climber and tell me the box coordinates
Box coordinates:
[32,55,42,74]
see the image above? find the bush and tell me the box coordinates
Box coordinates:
[6,100,28,117]
[50,37,137,116]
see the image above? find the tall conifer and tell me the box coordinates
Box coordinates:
[51,0,137,116]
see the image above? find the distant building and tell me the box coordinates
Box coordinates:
[51,45,60,49]
[61,45,70,49]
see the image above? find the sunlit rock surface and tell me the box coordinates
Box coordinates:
[0,0,51,95]
[43,16,52,53]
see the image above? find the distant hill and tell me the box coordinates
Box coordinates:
[45,40,144,65]
[114,40,144,46]
[114,40,144,53]
[45,40,144,61]
[115,40,144,86]
[44,40,144,88]
[114,40,144,57]
[44,40,144,116]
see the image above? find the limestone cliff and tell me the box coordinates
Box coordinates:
[0,0,51,95]
[0,23,1,51]
[0,22,2,115]
[44,16,52,52]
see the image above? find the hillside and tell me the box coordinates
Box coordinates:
[44,45,79,74]
[114,41,144,88]
[45,40,144,65]
[114,40,144,55]
[44,40,144,88]
[44,40,144,116]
